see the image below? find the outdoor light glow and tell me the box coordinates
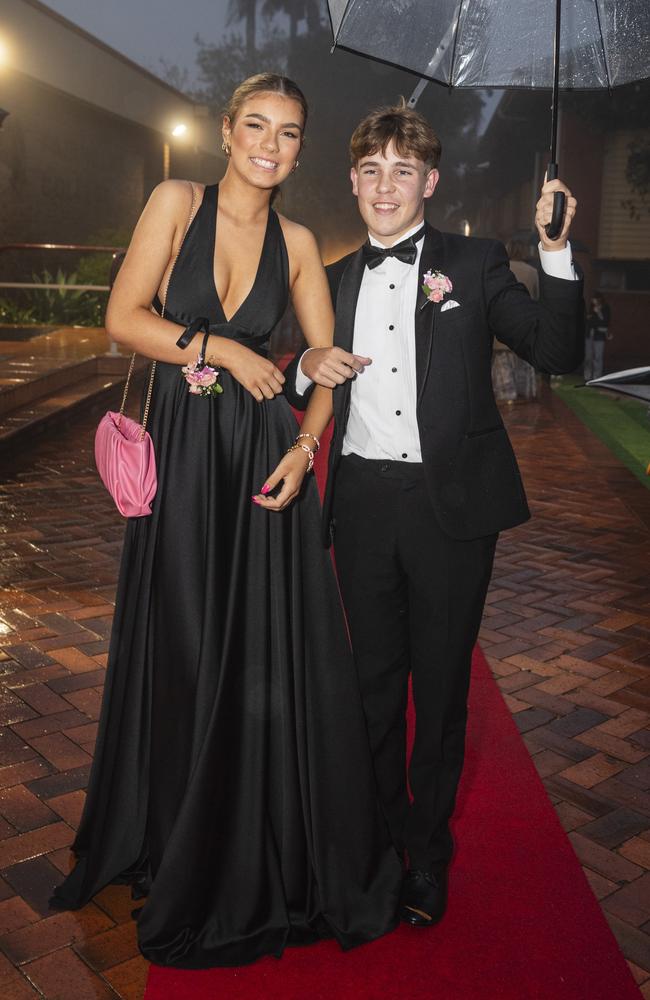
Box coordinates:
[171,123,188,138]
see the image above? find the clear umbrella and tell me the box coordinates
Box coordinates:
[328,1,650,237]
[586,366,650,403]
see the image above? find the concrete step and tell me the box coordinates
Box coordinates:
[0,355,148,454]
[0,356,98,416]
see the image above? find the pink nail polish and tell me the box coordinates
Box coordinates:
[261,484,271,494]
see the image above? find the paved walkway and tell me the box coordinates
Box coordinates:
[0,387,647,999]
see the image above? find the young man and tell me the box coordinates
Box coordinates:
[286,104,583,927]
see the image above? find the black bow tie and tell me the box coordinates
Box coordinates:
[362,227,425,269]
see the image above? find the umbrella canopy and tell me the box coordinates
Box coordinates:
[586,366,650,403]
[328,1,650,237]
[328,1,650,89]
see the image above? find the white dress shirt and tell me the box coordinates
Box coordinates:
[296,233,577,463]
[341,222,425,462]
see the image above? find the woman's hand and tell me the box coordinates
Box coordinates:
[219,340,285,401]
[252,448,310,511]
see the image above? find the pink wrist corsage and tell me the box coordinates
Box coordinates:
[181,358,223,397]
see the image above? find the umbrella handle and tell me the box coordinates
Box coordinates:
[545,162,565,241]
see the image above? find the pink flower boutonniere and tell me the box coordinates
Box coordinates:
[181,358,224,397]
[422,270,453,304]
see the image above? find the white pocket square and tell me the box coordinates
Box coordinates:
[441,299,461,312]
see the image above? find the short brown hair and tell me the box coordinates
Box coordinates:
[350,101,441,170]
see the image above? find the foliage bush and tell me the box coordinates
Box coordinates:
[0,269,107,327]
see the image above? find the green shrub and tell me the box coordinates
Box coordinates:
[0,269,107,327]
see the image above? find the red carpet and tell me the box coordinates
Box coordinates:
[145,643,639,999]
[145,417,639,1000]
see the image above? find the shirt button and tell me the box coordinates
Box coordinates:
[395,410,401,416]
[389,283,395,289]
[402,453,408,459]
[391,367,397,373]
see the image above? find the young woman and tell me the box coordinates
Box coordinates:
[51,74,400,968]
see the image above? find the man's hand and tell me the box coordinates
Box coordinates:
[301,347,372,388]
[536,176,577,252]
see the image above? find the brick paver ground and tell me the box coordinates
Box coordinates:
[0,385,648,998]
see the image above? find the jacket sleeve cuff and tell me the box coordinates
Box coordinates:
[538,241,577,281]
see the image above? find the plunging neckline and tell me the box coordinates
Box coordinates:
[211,184,273,325]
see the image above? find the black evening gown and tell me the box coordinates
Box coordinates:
[51,184,401,968]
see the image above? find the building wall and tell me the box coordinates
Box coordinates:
[1,71,152,246]
[2,0,215,153]
[561,116,650,369]
[0,71,222,281]
[598,129,650,261]
[0,0,222,280]
[600,292,649,369]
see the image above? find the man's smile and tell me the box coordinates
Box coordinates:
[373,202,400,214]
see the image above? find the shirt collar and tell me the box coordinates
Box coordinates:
[368,220,426,249]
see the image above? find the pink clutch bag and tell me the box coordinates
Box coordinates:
[95,183,198,518]
[95,407,157,518]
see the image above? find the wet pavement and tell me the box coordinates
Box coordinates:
[0,386,648,998]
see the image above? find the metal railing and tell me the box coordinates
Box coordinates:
[0,242,126,292]
[0,242,127,353]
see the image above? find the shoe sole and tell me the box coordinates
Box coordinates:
[400,904,445,927]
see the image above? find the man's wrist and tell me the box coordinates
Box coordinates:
[539,239,567,252]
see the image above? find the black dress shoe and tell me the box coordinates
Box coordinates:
[399,868,448,926]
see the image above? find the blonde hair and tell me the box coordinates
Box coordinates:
[224,73,308,134]
[350,100,441,170]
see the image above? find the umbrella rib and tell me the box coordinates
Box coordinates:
[447,0,464,88]
[593,0,613,92]
[331,0,355,47]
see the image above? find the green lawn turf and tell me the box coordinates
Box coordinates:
[553,382,650,489]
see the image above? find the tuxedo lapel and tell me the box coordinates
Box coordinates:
[332,247,365,423]
[415,225,445,402]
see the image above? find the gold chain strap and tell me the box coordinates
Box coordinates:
[119,181,199,440]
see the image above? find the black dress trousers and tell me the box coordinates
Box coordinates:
[332,454,497,873]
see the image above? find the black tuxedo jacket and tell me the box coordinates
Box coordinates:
[285,224,584,546]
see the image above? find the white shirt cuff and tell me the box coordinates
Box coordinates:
[295,348,315,396]
[538,241,578,280]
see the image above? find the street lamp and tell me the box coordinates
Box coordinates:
[163,122,189,181]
